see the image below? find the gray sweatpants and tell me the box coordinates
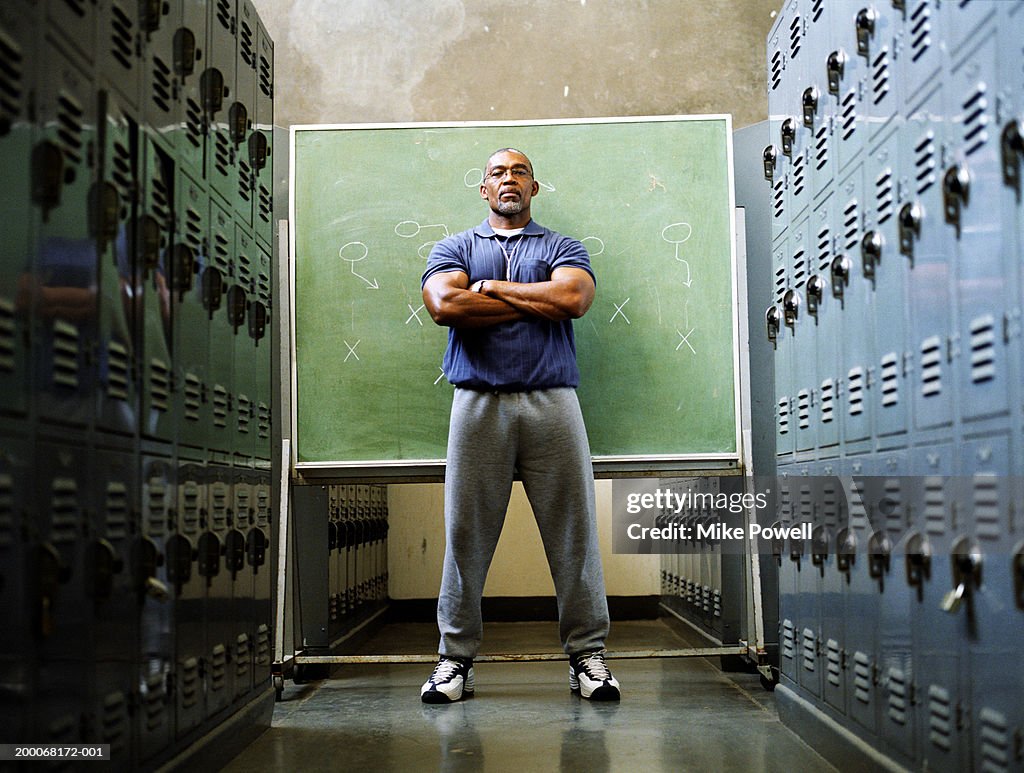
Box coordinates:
[437,387,610,659]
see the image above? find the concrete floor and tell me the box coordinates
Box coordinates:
[224,620,836,773]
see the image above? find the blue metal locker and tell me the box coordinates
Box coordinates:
[205,0,239,210]
[777,465,801,690]
[829,1,869,177]
[794,464,823,700]
[949,27,1014,426]
[896,0,944,117]
[944,0,1001,61]
[0,6,36,420]
[771,237,795,462]
[175,0,208,182]
[811,200,842,453]
[788,217,818,455]
[140,0,179,148]
[252,18,274,250]
[137,453,175,766]
[208,200,236,455]
[864,126,910,448]
[816,462,848,717]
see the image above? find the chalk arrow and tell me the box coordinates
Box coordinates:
[679,260,692,288]
[351,263,379,289]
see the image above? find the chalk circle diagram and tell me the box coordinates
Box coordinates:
[661,222,692,257]
[338,241,368,263]
[580,236,605,257]
[395,220,451,260]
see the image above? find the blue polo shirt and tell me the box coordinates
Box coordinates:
[421,219,595,391]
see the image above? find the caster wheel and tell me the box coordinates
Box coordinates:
[273,674,285,701]
[759,672,777,692]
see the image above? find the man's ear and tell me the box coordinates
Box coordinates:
[531,180,540,196]
[480,184,489,200]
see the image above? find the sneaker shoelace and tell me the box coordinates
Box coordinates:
[431,658,462,682]
[580,652,610,681]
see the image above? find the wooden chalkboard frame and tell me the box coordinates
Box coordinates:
[288,116,741,479]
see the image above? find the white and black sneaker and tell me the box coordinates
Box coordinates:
[569,651,620,701]
[421,656,474,703]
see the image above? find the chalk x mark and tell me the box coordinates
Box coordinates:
[343,340,362,362]
[675,328,696,354]
[610,298,631,325]
[406,304,425,326]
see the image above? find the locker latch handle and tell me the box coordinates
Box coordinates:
[783,289,801,329]
[942,537,982,613]
[89,538,124,600]
[227,285,247,331]
[31,140,64,222]
[904,532,932,590]
[201,67,226,119]
[173,27,197,79]
[766,305,781,345]
[224,529,246,573]
[867,531,891,579]
[763,144,777,182]
[781,118,796,157]
[1002,119,1023,200]
[229,102,249,144]
[826,50,846,96]
[856,7,877,60]
[249,132,269,173]
[811,525,830,567]
[942,163,970,238]
[830,255,851,299]
[898,202,922,262]
[806,275,824,318]
[89,181,120,254]
[1013,545,1024,610]
[861,230,883,281]
[247,527,268,570]
[836,528,856,573]
[802,86,820,128]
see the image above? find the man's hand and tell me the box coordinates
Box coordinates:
[422,271,524,328]
[478,266,594,321]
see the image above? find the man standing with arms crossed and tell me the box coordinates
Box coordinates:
[419,148,620,703]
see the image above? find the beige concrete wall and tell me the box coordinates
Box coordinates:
[256,0,780,599]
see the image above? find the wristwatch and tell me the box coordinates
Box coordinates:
[476,280,487,294]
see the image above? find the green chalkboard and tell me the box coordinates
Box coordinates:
[290,117,738,474]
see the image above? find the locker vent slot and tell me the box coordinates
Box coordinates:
[0,473,14,549]
[774,264,786,304]
[969,315,996,383]
[871,48,890,106]
[779,484,792,521]
[799,484,812,520]
[57,92,85,167]
[826,639,842,687]
[215,0,232,30]
[256,270,271,303]
[849,480,868,530]
[180,479,201,534]
[149,358,169,413]
[145,477,168,536]
[210,482,229,529]
[701,585,710,613]
[143,672,167,730]
[209,643,227,692]
[770,48,783,92]
[822,479,840,529]
[181,657,200,708]
[212,225,231,272]
[237,393,251,435]
[185,97,203,149]
[814,122,829,170]
[884,478,903,534]
[792,249,807,288]
[915,131,937,194]
[51,477,79,546]
[235,484,251,519]
[257,183,273,225]
[841,89,857,141]
[820,379,835,424]
[924,477,946,536]
[151,55,172,114]
[777,397,790,436]
[259,54,273,99]
[213,130,232,178]
[979,707,1010,772]
[257,402,270,439]
[973,476,1000,540]
[811,0,824,23]
[848,367,865,416]
[238,157,253,203]
[920,336,943,397]
[237,250,254,286]
[183,373,201,422]
[184,204,203,251]
[788,13,802,60]
[105,481,129,540]
[0,29,24,125]
[792,151,806,199]
[853,651,872,705]
[773,177,786,220]
[101,690,129,751]
[255,486,270,527]
[150,161,172,222]
[843,199,859,251]
[797,390,811,430]
[109,3,134,70]
[255,623,270,666]
[0,298,15,372]
[817,227,831,272]
[910,1,933,63]
[886,667,908,726]
[801,629,816,673]
[107,340,130,400]
[875,168,894,223]
[713,589,721,618]
[782,619,795,661]
[111,136,133,205]
[52,319,81,389]
[239,21,255,67]
[962,84,990,157]
[928,685,953,751]
[235,634,251,679]
[880,352,900,406]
